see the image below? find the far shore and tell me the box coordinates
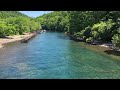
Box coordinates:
[0,32,36,49]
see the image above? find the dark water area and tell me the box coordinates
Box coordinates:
[0,32,120,79]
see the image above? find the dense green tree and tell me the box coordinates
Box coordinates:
[112,27,120,48]
[91,19,115,41]
[0,11,120,49]
[36,11,120,49]
[0,11,41,38]
[36,11,70,32]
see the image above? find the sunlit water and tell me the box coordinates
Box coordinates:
[0,32,120,79]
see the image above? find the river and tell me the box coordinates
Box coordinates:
[0,32,120,79]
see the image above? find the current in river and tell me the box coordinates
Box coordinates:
[0,32,120,79]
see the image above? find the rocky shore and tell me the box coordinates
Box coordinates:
[66,33,120,52]
[0,32,37,49]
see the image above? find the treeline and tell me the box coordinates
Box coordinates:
[36,11,69,32]
[0,11,41,38]
[36,11,120,49]
[0,11,29,19]
[69,11,120,49]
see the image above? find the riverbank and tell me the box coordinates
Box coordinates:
[66,33,120,50]
[66,32,120,60]
[79,42,120,61]
[0,32,37,49]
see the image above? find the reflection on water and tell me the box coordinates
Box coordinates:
[0,32,120,79]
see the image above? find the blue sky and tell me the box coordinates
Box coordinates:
[19,11,53,18]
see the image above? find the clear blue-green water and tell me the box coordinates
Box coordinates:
[0,32,120,79]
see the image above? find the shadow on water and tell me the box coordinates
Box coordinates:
[57,34,70,40]
[104,50,120,56]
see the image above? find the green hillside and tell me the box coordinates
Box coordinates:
[0,11,29,18]
[0,11,41,38]
[36,11,120,49]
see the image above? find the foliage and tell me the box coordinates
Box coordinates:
[36,11,70,32]
[112,27,120,48]
[86,37,93,43]
[36,11,120,49]
[0,11,41,38]
[91,19,115,41]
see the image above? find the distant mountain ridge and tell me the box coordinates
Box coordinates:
[0,11,30,18]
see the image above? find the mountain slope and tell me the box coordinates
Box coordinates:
[0,11,30,18]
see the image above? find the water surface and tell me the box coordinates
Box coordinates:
[0,32,120,79]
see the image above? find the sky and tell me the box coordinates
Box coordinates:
[19,11,53,18]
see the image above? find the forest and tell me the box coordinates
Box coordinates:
[36,11,120,49]
[0,11,120,49]
[0,11,41,38]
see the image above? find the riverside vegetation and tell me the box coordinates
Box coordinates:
[36,11,120,51]
[0,11,120,79]
[0,11,41,38]
[0,11,120,54]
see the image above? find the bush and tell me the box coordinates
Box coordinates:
[74,32,82,37]
[112,33,120,48]
[91,19,115,41]
[0,17,41,38]
[86,37,93,43]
